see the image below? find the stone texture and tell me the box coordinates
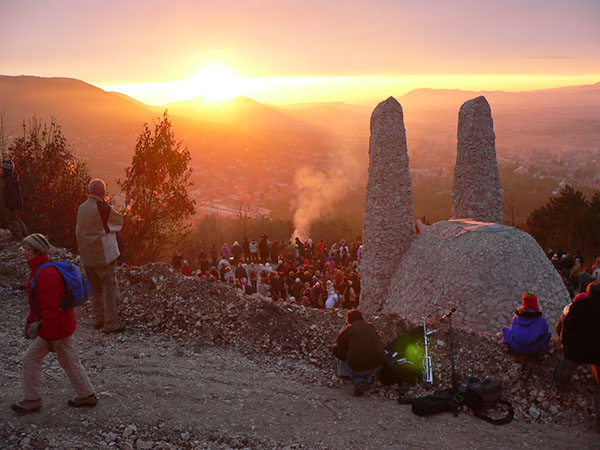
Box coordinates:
[381,220,570,332]
[452,96,503,223]
[360,97,415,312]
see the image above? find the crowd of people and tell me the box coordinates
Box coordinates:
[546,247,600,297]
[172,235,364,309]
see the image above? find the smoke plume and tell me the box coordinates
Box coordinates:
[291,142,364,242]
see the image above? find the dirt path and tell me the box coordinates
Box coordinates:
[1,288,598,449]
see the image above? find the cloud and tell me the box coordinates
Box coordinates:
[524,56,573,60]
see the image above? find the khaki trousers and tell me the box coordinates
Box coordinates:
[23,334,94,401]
[85,261,121,332]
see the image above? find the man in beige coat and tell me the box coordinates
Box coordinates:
[76,179,125,334]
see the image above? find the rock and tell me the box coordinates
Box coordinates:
[361,96,415,311]
[529,405,541,419]
[180,432,190,441]
[136,439,154,449]
[381,220,569,331]
[123,425,137,438]
[105,432,117,443]
[452,96,503,223]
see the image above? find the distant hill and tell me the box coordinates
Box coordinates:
[399,83,600,110]
[164,95,311,130]
[0,75,158,135]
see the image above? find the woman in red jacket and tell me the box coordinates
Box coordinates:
[11,233,97,414]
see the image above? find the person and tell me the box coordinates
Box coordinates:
[554,281,600,432]
[1,160,28,240]
[181,259,192,276]
[259,235,269,264]
[75,179,125,334]
[172,251,182,271]
[331,309,386,396]
[231,241,243,264]
[555,292,588,339]
[210,244,218,267]
[248,239,259,262]
[220,243,231,261]
[11,233,96,413]
[325,280,338,309]
[502,292,551,355]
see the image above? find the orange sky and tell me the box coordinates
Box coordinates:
[2,0,599,105]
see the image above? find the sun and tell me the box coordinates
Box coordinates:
[193,63,243,102]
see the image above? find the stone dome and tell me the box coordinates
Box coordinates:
[378,219,570,332]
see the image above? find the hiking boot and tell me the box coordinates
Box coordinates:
[103,324,126,334]
[68,394,97,408]
[353,381,369,396]
[11,399,42,414]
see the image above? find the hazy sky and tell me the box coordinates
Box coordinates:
[2,0,599,104]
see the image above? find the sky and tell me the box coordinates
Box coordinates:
[1,0,599,105]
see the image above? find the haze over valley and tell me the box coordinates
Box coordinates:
[1,75,599,227]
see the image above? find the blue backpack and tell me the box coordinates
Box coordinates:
[31,262,90,309]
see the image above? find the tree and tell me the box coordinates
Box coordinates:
[526,185,600,258]
[6,118,90,249]
[234,200,255,238]
[118,112,195,264]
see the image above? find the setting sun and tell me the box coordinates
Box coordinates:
[193,63,243,102]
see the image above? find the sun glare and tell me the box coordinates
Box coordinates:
[193,63,243,102]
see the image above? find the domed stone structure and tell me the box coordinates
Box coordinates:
[379,220,570,332]
[360,95,571,332]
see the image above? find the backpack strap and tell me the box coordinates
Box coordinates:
[30,262,54,293]
[472,399,514,425]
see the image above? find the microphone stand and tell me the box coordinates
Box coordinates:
[441,308,458,416]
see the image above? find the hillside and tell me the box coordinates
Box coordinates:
[0,231,599,448]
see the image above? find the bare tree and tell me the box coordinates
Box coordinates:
[234,200,255,238]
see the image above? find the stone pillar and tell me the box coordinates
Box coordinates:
[451,96,503,223]
[360,97,415,312]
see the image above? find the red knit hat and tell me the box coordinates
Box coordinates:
[522,292,539,311]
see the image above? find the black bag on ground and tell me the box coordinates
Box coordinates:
[398,379,514,424]
[460,378,514,425]
[397,389,454,416]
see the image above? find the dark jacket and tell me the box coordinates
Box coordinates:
[3,172,22,210]
[562,292,600,364]
[502,307,551,355]
[332,320,386,372]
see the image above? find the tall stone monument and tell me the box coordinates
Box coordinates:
[451,96,503,223]
[360,97,415,312]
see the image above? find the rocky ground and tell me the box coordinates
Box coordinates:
[0,232,598,449]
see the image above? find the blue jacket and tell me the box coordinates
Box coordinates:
[502,308,551,355]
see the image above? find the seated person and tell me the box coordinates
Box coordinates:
[554,281,600,432]
[331,309,386,396]
[555,292,588,339]
[502,292,551,355]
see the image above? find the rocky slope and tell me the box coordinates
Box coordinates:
[0,231,598,448]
